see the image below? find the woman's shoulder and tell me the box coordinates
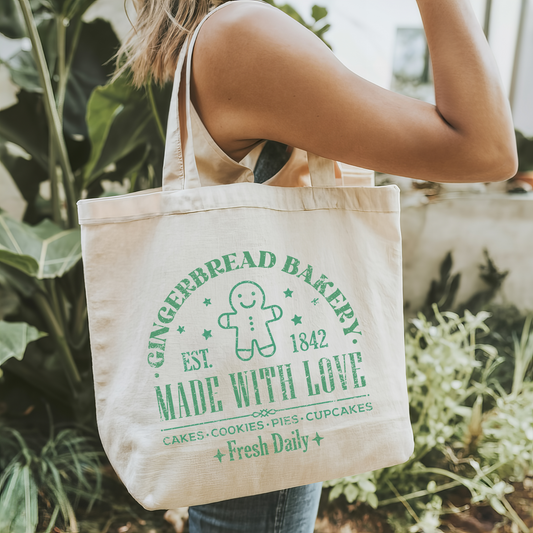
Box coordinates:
[191,0,339,160]
[201,1,299,37]
[195,0,330,70]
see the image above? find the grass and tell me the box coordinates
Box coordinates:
[0,425,103,533]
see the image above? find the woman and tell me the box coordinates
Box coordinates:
[117,0,517,531]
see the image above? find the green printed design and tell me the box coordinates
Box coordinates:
[312,432,324,446]
[291,315,302,326]
[161,395,368,432]
[146,250,363,370]
[218,281,283,361]
[253,409,278,418]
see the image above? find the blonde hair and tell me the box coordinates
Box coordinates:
[116,0,232,87]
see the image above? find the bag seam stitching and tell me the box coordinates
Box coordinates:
[79,206,399,225]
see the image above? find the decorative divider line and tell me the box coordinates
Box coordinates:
[161,394,368,432]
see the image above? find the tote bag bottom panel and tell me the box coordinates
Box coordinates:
[120,416,413,510]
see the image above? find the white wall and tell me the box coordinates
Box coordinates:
[291,0,521,96]
[512,0,533,135]
[489,0,523,96]
[401,194,533,314]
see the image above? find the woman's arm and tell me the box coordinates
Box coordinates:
[191,0,518,183]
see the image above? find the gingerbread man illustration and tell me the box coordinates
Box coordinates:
[218,281,283,361]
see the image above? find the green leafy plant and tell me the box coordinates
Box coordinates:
[264,1,331,47]
[325,307,533,532]
[0,1,333,530]
[0,426,104,533]
[421,252,461,317]
[421,249,508,320]
[0,0,335,422]
[0,321,46,374]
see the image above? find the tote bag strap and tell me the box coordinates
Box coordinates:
[162,0,335,191]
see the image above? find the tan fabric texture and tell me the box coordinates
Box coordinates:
[77,1,414,510]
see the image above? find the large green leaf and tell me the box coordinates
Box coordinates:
[5,49,42,93]
[0,139,48,222]
[0,90,49,169]
[0,0,26,39]
[0,18,120,175]
[63,18,121,140]
[0,284,19,320]
[0,213,81,279]
[0,263,38,298]
[0,320,46,366]
[83,72,154,184]
[3,15,57,93]
[0,248,37,277]
[48,0,99,18]
[82,72,171,188]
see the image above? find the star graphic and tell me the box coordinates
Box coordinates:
[203,298,212,306]
[283,288,293,298]
[202,329,212,340]
[312,432,324,446]
[177,326,185,334]
[291,315,302,325]
[214,449,226,463]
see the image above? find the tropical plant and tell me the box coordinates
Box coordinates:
[1,0,132,424]
[0,0,332,422]
[0,1,331,530]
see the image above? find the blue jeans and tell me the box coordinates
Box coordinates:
[188,483,322,532]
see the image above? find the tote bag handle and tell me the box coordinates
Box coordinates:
[162,1,336,192]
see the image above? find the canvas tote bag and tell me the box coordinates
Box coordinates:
[78,1,414,510]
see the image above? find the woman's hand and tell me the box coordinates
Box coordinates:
[190,0,518,183]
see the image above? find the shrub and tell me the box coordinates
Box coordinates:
[324,307,533,533]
